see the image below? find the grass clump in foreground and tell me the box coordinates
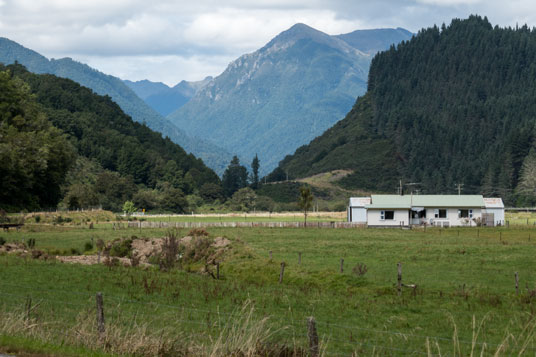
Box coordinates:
[1,223,536,355]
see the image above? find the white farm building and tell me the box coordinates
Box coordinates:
[348,194,504,227]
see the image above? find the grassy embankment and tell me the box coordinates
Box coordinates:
[0,212,536,355]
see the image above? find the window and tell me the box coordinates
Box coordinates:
[459,209,469,218]
[434,209,447,218]
[381,210,394,220]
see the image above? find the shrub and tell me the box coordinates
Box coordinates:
[26,238,36,249]
[70,248,81,255]
[352,263,368,277]
[160,230,180,270]
[84,241,93,252]
[109,238,133,258]
[188,228,209,237]
[34,215,41,223]
[0,237,5,246]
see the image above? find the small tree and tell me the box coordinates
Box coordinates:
[251,154,260,189]
[298,186,313,227]
[122,200,136,216]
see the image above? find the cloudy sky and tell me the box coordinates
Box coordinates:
[1,0,534,85]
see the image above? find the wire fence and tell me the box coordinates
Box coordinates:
[1,281,533,357]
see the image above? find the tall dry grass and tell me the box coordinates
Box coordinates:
[0,301,307,356]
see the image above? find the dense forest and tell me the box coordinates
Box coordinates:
[0,64,220,211]
[273,16,536,206]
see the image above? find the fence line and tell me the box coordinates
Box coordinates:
[127,221,364,229]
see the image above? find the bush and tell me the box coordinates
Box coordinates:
[34,215,41,223]
[352,263,368,277]
[70,248,81,255]
[0,237,5,246]
[109,238,133,258]
[26,238,36,249]
[84,241,93,252]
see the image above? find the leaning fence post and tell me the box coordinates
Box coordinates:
[515,272,519,295]
[25,295,32,321]
[96,292,105,334]
[397,262,402,296]
[340,258,344,273]
[307,317,319,357]
[279,262,285,284]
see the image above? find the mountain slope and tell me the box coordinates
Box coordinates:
[168,24,410,174]
[272,16,536,204]
[0,37,231,174]
[1,63,220,210]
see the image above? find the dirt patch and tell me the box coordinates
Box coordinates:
[56,235,232,267]
[0,242,27,254]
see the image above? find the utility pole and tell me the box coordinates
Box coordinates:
[455,183,464,195]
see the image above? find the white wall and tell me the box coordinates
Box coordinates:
[483,208,505,226]
[427,208,482,227]
[349,207,367,223]
[368,209,409,226]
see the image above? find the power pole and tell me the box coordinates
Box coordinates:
[455,183,464,195]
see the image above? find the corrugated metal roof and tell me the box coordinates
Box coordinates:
[367,194,485,209]
[349,197,371,207]
[483,197,504,208]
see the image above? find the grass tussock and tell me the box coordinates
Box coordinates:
[0,301,305,357]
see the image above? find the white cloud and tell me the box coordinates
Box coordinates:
[2,0,536,84]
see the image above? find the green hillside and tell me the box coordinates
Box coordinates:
[273,16,536,206]
[0,37,232,174]
[1,64,220,211]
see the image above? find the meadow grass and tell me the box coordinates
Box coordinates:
[1,219,536,355]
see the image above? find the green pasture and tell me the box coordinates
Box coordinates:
[1,222,536,355]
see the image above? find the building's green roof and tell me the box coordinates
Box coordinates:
[367,195,485,209]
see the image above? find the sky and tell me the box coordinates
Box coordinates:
[1,0,535,86]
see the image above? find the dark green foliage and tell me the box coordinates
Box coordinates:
[251,154,260,189]
[0,38,232,174]
[160,186,189,213]
[0,63,222,211]
[26,238,35,249]
[274,16,536,204]
[0,237,5,246]
[83,241,93,252]
[199,183,225,202]
[0,70,75,210]
[109,238,133,258]
[222,156,248,197]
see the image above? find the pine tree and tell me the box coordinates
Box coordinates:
[251,154,260,189]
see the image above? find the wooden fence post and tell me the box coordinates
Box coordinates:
[515,272,519,295]
[340,258,344,273]
[25,295,32,321]
[307,317,319,357]
[397,262,402,296]
[216,263,220,280]
[96,292,105,334]
[269,251,273,261]
[97,250,101,264]
[298,252,302,265]
[279,262,285,284]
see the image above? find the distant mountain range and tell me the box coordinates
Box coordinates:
[124,77,213,117]
[0,38,231,174]
[167,24,412,174]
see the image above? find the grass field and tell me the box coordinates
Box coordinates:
[1,213,536,355]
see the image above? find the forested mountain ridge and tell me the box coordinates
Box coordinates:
[272,16,536,206]
[168,24,412,174]
[0,37,232,174]
[1,63,220,211]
